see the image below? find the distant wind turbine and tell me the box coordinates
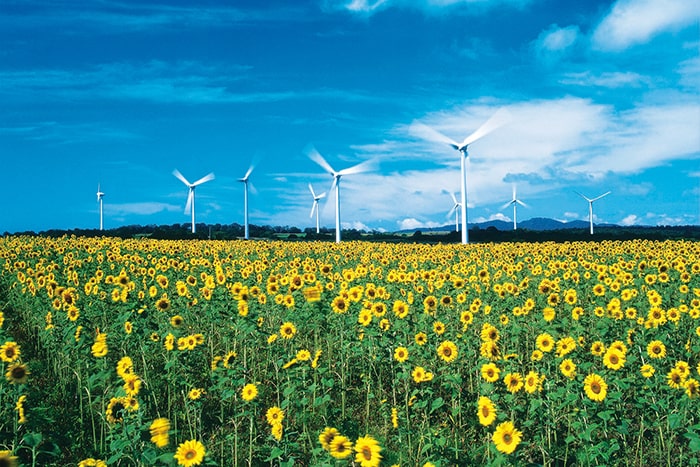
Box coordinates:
[308,183,327,234]
[447,192,461,232]
[238,162,256,240]
[576,191,611,235]
[173,169,215,234]
[306,146,374,243]
[411,108,511,244]
[502,185,527,230]
[96,184,105,231]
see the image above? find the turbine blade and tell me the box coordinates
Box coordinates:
[592,191,611,202]
[308,183,316,198]
[184,190,193,214]
[338,159,375,176]
[243,164,255,180]
[192,172,215,186]
[450,192,458,204]
[317,191,327,200]
[310,201,317,218]
[249,181,258,195]
[173,169,191,186]
[575,191,592,202]
[446,205,458,218]
[306,145,336,175]
[501,201,514,210]
[461,107,512,148]
[410,122,460,149]
[516,199,528,208]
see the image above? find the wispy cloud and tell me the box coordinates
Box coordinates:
[325,0,533,15]
[533,24,580,63]
[591,0,700,51]
[0,1,311,32]
[0,121,140,145]
[107,202,180,216]
[559,71,651,88]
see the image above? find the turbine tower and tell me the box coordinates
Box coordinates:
[447,192,461,232]
[173,169,215,234]
[412,108,511,244]
[308,183,327,234]
[306,146,373,243]
[576,191,610,235]
[238,163,256,240]
[502,185,527,230]
[96,184,105,231]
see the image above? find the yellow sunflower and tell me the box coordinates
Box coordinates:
[492,421,522,455]
[583,374,607,402]
[437,340,458,363]
[354,435,382,467]
[477,396,497,426]
[174,439,206,467]
[241,383,258,402]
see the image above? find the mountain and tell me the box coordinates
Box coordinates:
[396,217,611,234]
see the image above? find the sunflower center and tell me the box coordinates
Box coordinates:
[591,382,601,394]
[361,446,372,460]
[503,433,512,444]
[185,450,196,460]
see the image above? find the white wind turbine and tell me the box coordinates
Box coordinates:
[96,184,105,231]
[306,146,374,243]
[173,169,215,234]
[238,162,256,240]
[576,191,611,235]
[411,108,511,244]
[308,183,327,234]
[447,192,461,232]
[502,185,527,230]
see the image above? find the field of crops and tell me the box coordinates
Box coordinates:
[0,236,699,466]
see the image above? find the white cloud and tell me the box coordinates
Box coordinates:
[563,212,579,219]
[559,71,650,88]
[397,218,443,230]
[107,202,180,216]
[592,0,700,51]
[619,214,638,225]
[329,0,533,15]
[533,24,580,62]
[473,213,510,223]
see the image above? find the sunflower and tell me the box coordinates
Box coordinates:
[91,333,108,358]
[266,406,284,426]
[492,421,523,455]
[583,374,607,402]
[174,439,206,467]
[106,397,126,424]
[535,333,554,353]
[77,459,106,467]
[188,388,204,400]
[555,337,576,357]
[641,364,655,378]
[279,322,297,339]
[358,309,373,326]
[603,348,626,371]
[432,321,446,335]
[170,315,184,327]
[331,296,349,314]
[0,451,18,467]
[155,296,171,312]
[394,346,409,363]
[667,368,685,389]
[67,306,80,321]
[122,374,141,396]
[241,383,258,402]
[319,427,340,451]
[543,307,555,322]
[685,379,699,398]
[437,340,458,363]
[481,324,499,342]
[164,333,175,351]
[523,371,541,394]
[0,341,21,363]
[560,359,576,379]
[531,350,544,361]
[354,435,382,467]
[415,332,428,346]
[647,340,666,359]
[477,396,497,426]
[392,300,409,319]
[503,373,523,393]
[150,418,170,448]
[329,435,353,459]
[271,422,283,441]
[5,363,30,385]
[590,341,606,356]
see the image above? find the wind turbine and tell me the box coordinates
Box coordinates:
[576,191,610,235]
[308,183,327,234]
[502,185,527,230]
[411,108,511,244]
[96,184,105,231]
[173,169,215,234]
[306,146,374,243]
[238,163,256,240]
[447,192,461,232]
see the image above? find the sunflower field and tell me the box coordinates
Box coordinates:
[0,235,699,466]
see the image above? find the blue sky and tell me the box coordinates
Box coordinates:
[1,0,699,234]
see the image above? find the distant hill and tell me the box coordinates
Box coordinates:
[396,217,609,234]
